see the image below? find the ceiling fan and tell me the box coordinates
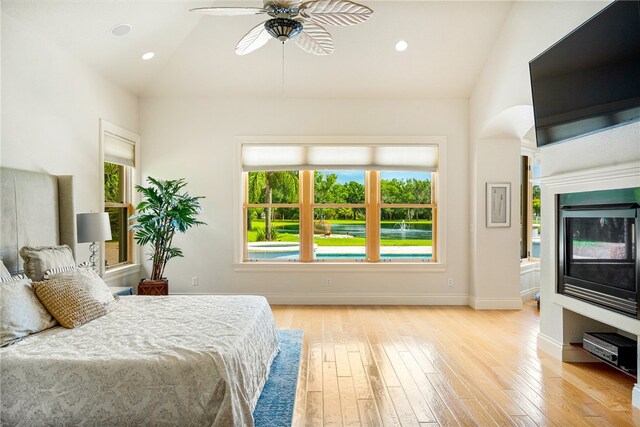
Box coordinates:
[190,0,373,56]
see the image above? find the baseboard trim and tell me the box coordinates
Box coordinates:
[263,293,470,305]
[469,297,523,310]
[520,287,539,301]
[537,332,599,363]
[633,384,640,409]
[175,292,471,306]
[537,333,563,359]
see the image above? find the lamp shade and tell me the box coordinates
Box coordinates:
[77,212,112,243]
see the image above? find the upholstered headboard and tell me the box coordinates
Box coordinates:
[0,168,76,274]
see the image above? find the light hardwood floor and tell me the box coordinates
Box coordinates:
[271,302,639,426]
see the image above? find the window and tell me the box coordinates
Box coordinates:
[520,154,541,260]
[380,171,435,261]
[101,122,137,271]
[314,170,366,261]
[241,142,440,263]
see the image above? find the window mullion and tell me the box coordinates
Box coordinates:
[366,171,380,262]
[527,157,534,260]
[300,170,315,262]
[243,173,248,261]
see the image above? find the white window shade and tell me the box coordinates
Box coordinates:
[242,144,438,172]
[242,145,306,171]
[104,132,135,167]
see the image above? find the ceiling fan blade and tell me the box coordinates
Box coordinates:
[189,7,267,16]
[266,0,302,6]
[299,0,372,26]
[296,22,334,55]
[235,22,272,56]
[283,0,303,6]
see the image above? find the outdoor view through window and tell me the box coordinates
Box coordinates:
[245,169,435,262]
[104,162,131,268]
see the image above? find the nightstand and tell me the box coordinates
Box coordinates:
[109,286,134,296]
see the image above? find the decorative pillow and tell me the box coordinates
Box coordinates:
[1,278,58,346]
[45,266,115,305]
[32,278,107,329]
[19,245,75,282]
[43,265,77,279]
[0,259,11,279]
[0,274,29,283]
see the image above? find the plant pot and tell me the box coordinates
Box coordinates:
[137,278,169,296]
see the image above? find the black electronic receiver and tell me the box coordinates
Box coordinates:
[583,332,637,374]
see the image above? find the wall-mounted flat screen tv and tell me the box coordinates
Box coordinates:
[529,0,640,148]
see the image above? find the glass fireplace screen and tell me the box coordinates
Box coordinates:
[566,216,636,292]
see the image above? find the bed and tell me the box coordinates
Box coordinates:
[0,168,279,426]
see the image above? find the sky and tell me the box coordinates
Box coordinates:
[325,170,432,184]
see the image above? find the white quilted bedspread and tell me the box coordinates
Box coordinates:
[1,295,279,427]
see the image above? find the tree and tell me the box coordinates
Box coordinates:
[314,171,339,204]
[381,177,432,221]
[104,163,122,240]
[248,171,298,240]
[532,184,541,220]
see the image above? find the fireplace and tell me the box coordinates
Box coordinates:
[557,188,639,319]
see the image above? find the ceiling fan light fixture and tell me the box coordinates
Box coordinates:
[265,18,303,42]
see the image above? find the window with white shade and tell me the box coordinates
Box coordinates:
[241,142,440,263]
[101,122,138,270]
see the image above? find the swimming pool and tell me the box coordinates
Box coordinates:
[277,222,432,240]
[247,243,433,261]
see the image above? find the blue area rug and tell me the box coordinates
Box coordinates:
[253,329,303,427]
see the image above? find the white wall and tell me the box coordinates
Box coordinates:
[467,1,610,309]
[1,13,139,276]
[537,122,640,344]
[139,97,470,302]
[520,263,540,301]
[466,0,639,406]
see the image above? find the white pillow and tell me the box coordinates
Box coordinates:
[46,267,115,306]
[0,259,11,279]
[1,278,58,346]
[19,245,75,281]
[0,274,29,283]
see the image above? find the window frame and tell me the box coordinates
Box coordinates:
[104,163,134,269]
[520,153,541,262]
[235,136,447,269]
[99,119,140,275]
[379,171,437,262]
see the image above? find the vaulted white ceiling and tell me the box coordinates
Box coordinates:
[3,1,514,98]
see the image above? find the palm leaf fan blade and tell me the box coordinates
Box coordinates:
[236,22,272,56]
[300,0,373,26]
[296,22,334,55]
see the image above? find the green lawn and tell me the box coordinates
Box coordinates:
[247,219,432,246]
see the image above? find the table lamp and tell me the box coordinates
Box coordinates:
[77,212,112,272]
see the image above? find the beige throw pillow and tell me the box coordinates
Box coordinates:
[1,278,58,346]
[33,277,107,329]
[46,267,115,306]
[19,245,75,282]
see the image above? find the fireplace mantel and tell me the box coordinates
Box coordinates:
[537,160,640,408]
[539,161,640,190]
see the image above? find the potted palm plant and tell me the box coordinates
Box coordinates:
[130,177,205,294]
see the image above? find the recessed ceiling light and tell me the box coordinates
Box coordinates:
[395,40,409,52]
[111,24,132,37]
[141,52,155,61]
